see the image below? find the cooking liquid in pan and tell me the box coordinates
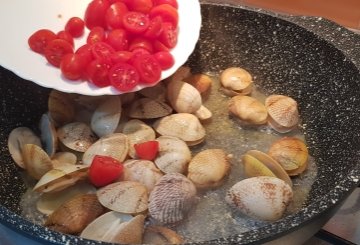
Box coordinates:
[18,72,318,242]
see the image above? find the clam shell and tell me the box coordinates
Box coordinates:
[22,144,53,180]
[184,73,212,94]
[165,66,192,84]
[220,67,253,95]
[97,181,148,214]
[7,127,41,169]
[187,149,230,189]
[148,173,197,224]
[225,176,293,221]
[154,136,192,174]
[39,113,58,158]
[57,122,98,152]
[265,95,299,133]
[45,194,106,235]
[139,83,167,101]
[242,154,277,178]
[119,92,136,105]
[167,80,202,113]
[153,113,206,146]
[128,97,173,119]
[81,212,145,244]
[51,152,78,168]
[193,105,212,122]
[48,90,75,127]
[82,133,129,165]
[143,225,184,244]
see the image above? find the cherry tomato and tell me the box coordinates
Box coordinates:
[86,58,112,87]
[110,51,133,63]
[144,16,163,39]
[134,141,159,160]
[153,39,169,52]
[122,11,150,34]
[89,155,123,187]
[65,17,85,37]
[75,44,94,65]
[159,22,177,48]
[44,39,73,67]
[60,53,87,80]
[154,51,174,70]
[109,62,139,92]
[132,54,161,84]
[106,29,129,51]
[129,37,153,53]
[153,0,178,8]
[84,0,111,29]
[57,30,74,47]
[105,2,128,29]
[150,4,178,26]
[87,26,106,45]
[128,0,153,13]
[28,29,57,54]
[91,41,115,60]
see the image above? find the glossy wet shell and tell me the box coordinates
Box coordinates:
[143,225,184,244]
[242,154,277,178]
[187,149,230,189]
[44,194,106,235]
[167,80,202,113]
[184,73,213,94]
[220,67,253,95]
[226,176,293,221]
[128,97,173,119]
[148,173,197,224]
[39,113,58,158]
[48,90,75,127]
[97,181,148,214]
[194,105,213,122]
[22,144,53,180]
[153,113,206,146]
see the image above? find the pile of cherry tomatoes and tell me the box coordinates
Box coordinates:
[28,0,178,92]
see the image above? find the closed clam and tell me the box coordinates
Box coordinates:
[184,73,212,94]
[226,176,293,221]
[148,173,197,224]
[139,83,167,101]
[194,105,212,122]
[268,137,308,176]
[39,113,57,157]
[187,149,230,189]
[128,97,173,119]
[154,136,192,174]
[7,127,41,169]
[91,96,122,138]
[265,94,299,133]
[22,144,53,180]
[167,80,202,114]
[48,90,75,127]
[228,95,268,125]
[165,66,192,84]
[153,113,206,146]
[143,225,184,244]
[97,181,148,214]
[220,67,253,95]
[45,194,106,235]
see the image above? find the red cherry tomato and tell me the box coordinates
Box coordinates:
[106,29,129,51]
[122,11,150,34]
[134,141,159,160]
[44,39,73,67]
[132,54,161,84]
[129,37,153,53]
[84,0,111,29]
[109,62,139,92]
[128,0,153,13]
[65,17,85,38]
[105,2,128,29]
[75,44,94,65]
[87,26,106,45]
[110,51,133,63]
[159,22,177,48]
[91,41,115,60]
[153,39,169,52]
[60,53,87,80]
[57,30,74,47]
[89,155,124,187]
[86,58,112,87]
[154,51,174,70]
[153,0,178,8]
[144,16,163,39]
[28,29,57,54]
[150,4,178,26]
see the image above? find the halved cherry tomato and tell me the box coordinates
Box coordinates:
[122,11,150,34]
[106,29,129,51]
[134,141,159,160]
[75,44,94,65]
[60,53,87,80]
[158,22,177,48]
[87,26,106,45]
[150,4,178,26]
[153,39,169,52]
[91,41,115,60]
[109,62,139,91]
[84,0,111,29]
[129,37,153,53]
[154,51,174,70]
[65,17,85,38]
[105,2,128,29]
[132,54,161,84]
[144,16,163,39]
[127,0,153,13]
[57,30,74,47]
[153,0,178,8]
[89,155,124,187]
[86,58,112,87]
[44,39,73,67]
[110,51,133,63]
[28,29,57,54]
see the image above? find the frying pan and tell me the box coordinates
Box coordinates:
[1,2,360,244]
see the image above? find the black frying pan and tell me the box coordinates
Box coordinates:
[0,2,360,244]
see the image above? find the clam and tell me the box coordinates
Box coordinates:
[122,159,163,192]
[51,152,78,168]
[184,73,212,94]
[220,67,253,95]
[81,212,145,244]
[97,181,148,214]
[165,66,192,84]
[154,136,192,174]
[143,225,184,244]
[33,164,89,193]
[74,94,109,111]
[45,194,106,234]
[153,113,206,146]
[57,122,98,152]
[48,90,75,127]
[119,92,136,105]
[91,96,122,138]
[225,176,293,221]
[22,144,53,180]
[39,113,57,157]
[82,133,129,165]
[7,127,41,169]
[265,94,299,133]
[193,105,212,122]
[148,173,197,224]
[268,137,308,176]
[228,95,268,125]
[167,80,202,113]
[139,83,167,101]
[187,149,230,189]
[128,98,173,119]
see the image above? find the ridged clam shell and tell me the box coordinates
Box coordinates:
[143,225,184,244]
[148,173,197,224]
[97,181,148,214]
[167,80,202,113]
[22,144,53,180]
[226,176,293,221]
[187,149,230,189]
[48,90,75,127]
[39,113,57,158]
[220,67,253,95]
[184,73,212,94]
[242,154,277,178]
[128,97,173,119]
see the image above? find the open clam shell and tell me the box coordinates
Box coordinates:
[22,144,53,180]
[51,152,78,168]
[39,113,58,158]
[167,80,202,114]
[220,67,253,95]
[48,90,75,127]
[143,225,184,244]
[128,98,173,119]
[193,105,212,122]
[138,83,167,101]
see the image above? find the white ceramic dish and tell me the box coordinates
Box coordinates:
[0,0,201,96]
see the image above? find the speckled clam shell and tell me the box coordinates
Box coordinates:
[220,67,253,95]
[184,73,213,94]
[48,90,75,127]
[39,113,58,158]
[22,144,53,180]
[44,194,106,235]
[226,176,293,221]
[148,173,197,224]
[97,181,148,214]
[153,113,206,146]
[143,225,184,244]
[187,149,230,189]
[128,97,173,119]
[265,95,299,133]
[167,80,202,113]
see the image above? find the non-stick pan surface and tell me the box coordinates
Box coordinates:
[1,3,360,245]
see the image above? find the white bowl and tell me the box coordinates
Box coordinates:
[0,0,201,96]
